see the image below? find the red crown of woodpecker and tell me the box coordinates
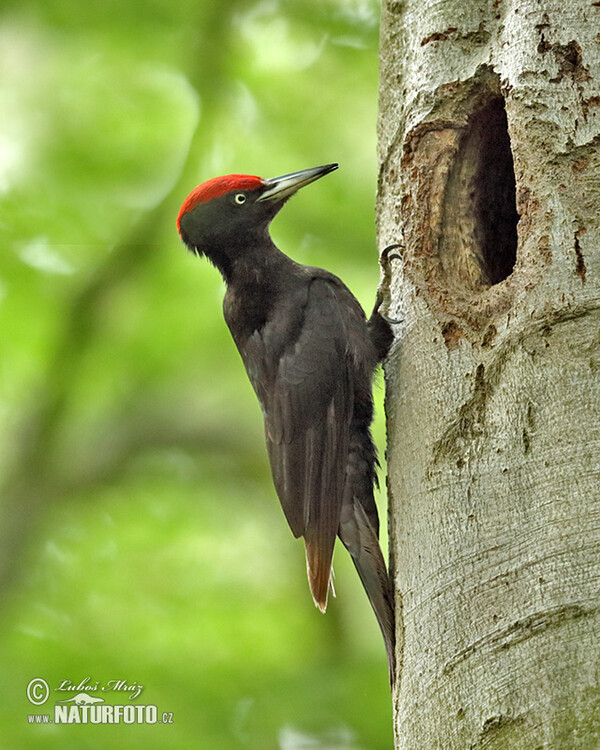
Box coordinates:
[176,174,264,234]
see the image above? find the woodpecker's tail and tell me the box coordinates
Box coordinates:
[304,536,336,612]
[338,499,396,686]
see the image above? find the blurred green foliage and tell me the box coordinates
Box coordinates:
[0,1,392,747]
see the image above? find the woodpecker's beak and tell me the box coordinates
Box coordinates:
[257,163,338,202]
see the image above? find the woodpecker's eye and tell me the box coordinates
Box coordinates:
[234,193,247,205]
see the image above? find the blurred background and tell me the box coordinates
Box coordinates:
[0,1,392,747]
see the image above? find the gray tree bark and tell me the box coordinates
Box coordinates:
[376,0,600,747]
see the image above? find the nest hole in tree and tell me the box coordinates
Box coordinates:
[440,97,519,291]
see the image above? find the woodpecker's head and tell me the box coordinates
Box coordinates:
[176,164,338,261]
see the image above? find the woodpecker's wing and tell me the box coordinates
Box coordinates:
[247,275,366,610]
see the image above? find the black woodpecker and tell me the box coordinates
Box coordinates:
[177,164,395,683]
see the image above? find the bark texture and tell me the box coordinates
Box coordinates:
[377,1,600,747]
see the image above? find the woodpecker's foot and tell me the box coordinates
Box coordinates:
[374,242,404,329]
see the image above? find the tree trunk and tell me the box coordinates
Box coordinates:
[376,0,600,747]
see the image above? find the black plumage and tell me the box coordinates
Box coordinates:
[177,164,395,683]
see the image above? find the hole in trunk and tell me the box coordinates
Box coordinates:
[440,97,519,290]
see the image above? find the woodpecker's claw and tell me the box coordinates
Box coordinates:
[375,243,403,325]
[375,288,403,326]
[381,242,403,263]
